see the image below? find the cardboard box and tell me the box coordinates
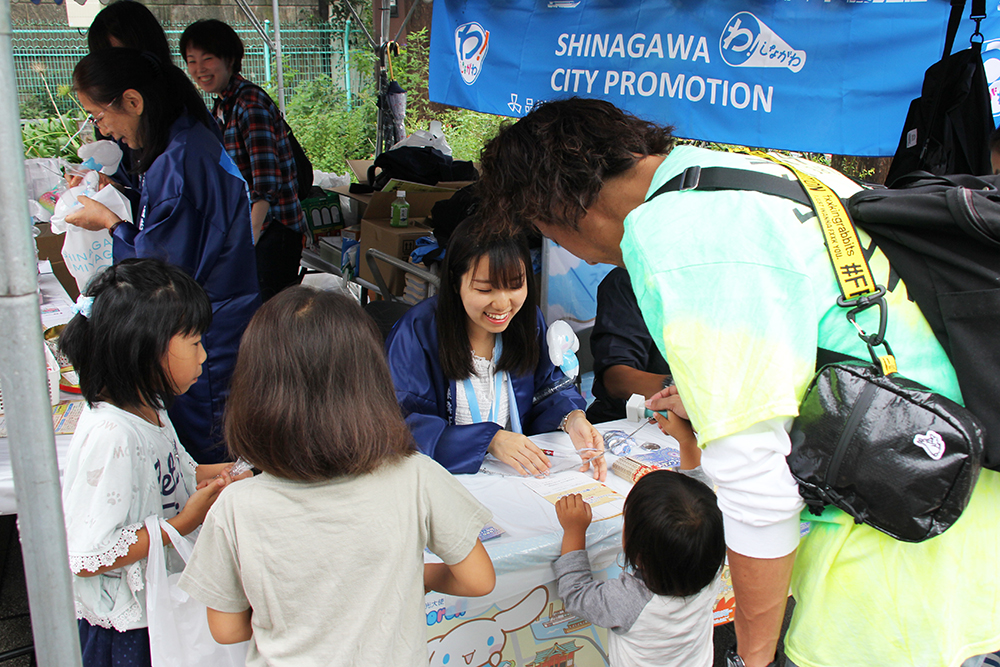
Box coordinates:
[334,158,476,297]
[358,219,433,295]
[34,223,79,300]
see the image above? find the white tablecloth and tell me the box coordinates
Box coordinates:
[0,268,77,515]
[431,418,677,618]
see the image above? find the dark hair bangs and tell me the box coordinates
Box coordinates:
[58,259,212,411]
[483,242,527,292]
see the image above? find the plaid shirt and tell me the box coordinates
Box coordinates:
[213,74,305,235]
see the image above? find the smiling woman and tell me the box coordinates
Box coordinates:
[65,48,261,464]
[385,218,606,480]
[180,19,308,302]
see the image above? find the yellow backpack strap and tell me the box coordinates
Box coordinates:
[752,152,896,374]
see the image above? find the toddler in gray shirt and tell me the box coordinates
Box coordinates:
[553,408,725,667]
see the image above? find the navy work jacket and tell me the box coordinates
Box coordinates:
[111,113,260,462]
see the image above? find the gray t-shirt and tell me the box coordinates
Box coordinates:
[552,466,719,667]
[179,453,491,667]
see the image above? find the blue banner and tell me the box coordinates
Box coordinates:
[430,0,1000,156]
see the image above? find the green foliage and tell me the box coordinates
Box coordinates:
[22,115,85,163]
[285,75,377,175]
[392,27,511,164]
[436,108,507,163]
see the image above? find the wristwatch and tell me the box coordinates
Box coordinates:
[725,645,778,667]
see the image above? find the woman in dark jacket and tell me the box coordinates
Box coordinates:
[65,49,260,463]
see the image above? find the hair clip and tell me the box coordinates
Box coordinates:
[72,295,95,318]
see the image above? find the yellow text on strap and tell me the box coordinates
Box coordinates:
[753,152,878,301]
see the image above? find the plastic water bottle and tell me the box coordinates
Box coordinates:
[391,190,410,227]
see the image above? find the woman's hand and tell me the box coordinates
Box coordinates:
[64,195,120,232]
[487,430,551,477]
[564,410,607,481]
[195,462,253,489]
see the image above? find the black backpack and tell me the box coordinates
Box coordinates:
[650,165,1000,471]
[884,0,994,183]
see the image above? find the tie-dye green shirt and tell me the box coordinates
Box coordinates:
[620,146,1000,667]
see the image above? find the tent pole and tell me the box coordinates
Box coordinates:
[271,0,285,114]
[0,0,83,664]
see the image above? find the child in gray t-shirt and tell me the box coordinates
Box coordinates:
[553,405,725,667]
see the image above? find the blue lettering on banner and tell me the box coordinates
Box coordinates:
[429,0,1000,156]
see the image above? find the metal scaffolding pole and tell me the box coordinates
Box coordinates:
[0,0,82,664]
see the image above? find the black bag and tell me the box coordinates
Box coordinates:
[286,127,314,201]
[884,0,994,183]
[789,362,983,542]
[367,146,478,192]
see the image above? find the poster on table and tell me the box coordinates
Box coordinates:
[425,570,735,667]
[429,0,1000,156]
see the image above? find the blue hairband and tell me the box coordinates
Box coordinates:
[72,295,94,318]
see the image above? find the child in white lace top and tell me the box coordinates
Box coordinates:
[59,259,245,667]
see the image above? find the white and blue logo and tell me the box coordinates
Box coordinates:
[720,12,806,73]
[455,22,490,85]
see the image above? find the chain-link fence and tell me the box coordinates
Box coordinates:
[14,19,373,119]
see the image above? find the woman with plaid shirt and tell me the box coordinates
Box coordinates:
[181,19,307,301]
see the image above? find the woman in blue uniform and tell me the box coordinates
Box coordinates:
[65,48,260,463]
[385,219,605,479]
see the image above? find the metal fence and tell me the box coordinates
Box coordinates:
[13,19,373,118]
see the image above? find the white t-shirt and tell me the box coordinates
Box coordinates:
[62,402,197,631]
[179,452,491,667]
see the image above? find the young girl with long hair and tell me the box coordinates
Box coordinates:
[65,48,261,463]
[385,218,606,478]
[179,287,495,665]
[59,258,245,667]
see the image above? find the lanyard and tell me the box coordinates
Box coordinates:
[462,335,523,433]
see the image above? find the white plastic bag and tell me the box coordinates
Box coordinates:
[390,120,452,156]
[144,516,248,667]
[49,171,133,293]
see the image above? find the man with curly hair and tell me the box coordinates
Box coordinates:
[478,97,1000,667]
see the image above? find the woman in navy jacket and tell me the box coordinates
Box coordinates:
[385,219,605,478]
[66,49,260,464]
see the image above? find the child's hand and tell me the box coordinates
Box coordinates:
[555,493,593,555]
[170,477,228,536]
